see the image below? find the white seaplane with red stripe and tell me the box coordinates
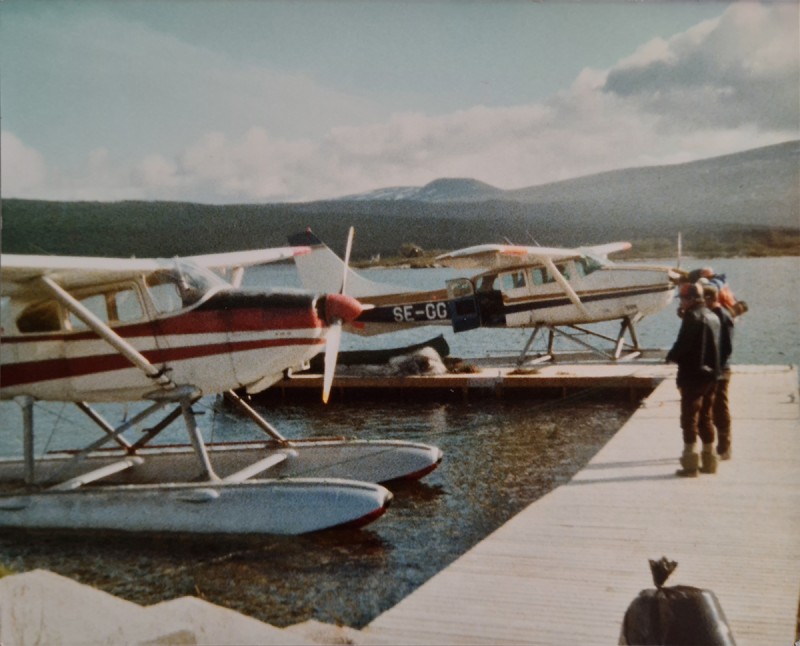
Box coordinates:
[0,233,442,536]
[290,230,678,363]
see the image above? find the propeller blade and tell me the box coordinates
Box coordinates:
[322,321,342,404]
[323,227,355,404]
[341,226,354,295]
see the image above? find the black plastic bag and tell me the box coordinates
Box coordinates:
[619,557,736,645]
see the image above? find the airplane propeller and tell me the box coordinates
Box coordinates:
[322,227,358,404]
[340,225,354,296]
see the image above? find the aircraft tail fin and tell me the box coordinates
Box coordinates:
[288,230,404,297]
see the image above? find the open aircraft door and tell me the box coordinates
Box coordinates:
[446,278,480,333]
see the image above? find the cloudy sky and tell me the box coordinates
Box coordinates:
[2,1,798,204]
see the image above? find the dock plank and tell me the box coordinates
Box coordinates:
[365,365,800,645]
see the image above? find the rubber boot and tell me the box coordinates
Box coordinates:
[676,447,699,478]
[717,443,732,460]
[701,445,718,474]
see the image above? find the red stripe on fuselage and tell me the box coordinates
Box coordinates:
[1,306,323,346]
[1,337,324,389]
[154,307,323,336]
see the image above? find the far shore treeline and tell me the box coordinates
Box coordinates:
[3,141,798,261]
[2,197,798,262]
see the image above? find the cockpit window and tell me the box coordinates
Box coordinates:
[68,285,145,329]
[553,263,570,281]
[16,284,146,333]
[68,293,107,329]
[530,267,546,285]
[145,275,184,314]
[144,260,226,314]
[501,271,527,291]
[476,275,498,292]
[576,256,603,277]
[17,301,62,333]
[112,287,145,322]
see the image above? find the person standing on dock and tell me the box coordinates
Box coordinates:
[666,282,722,477]
[702,281,735,461]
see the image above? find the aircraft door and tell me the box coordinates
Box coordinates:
[64,283,155,398]
[446,278,480,333]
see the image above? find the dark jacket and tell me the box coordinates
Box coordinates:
[712,305,734,372]
[666,304,722,389]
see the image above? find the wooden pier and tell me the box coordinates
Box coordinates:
[270,358,675,403]
[362,364,800,645]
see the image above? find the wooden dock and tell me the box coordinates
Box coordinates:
[362,365,800,645]
[269,359,675,403]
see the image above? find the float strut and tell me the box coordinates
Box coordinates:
[18,396,35,485]
[517,324,543,366]
[180,397,220,481]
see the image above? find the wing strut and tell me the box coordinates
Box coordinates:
[17,396,35,485]
[541,258,591,318]
[39,276,222,480]
[223,390,289,444]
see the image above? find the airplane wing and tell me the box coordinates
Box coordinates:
[1,247,311,297]
[187,246,310,288]
[1,255,163,297]
[435,244,532,269]
[186,247,310,272]
[579,242,632,259]
[436,242,632,269]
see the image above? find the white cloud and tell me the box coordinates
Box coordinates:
[178,128,318,201]
[3,3,797,204]
[1,132,47,196]
[162,2,796,201]
[603,3,799,132]
[133,155,182,190]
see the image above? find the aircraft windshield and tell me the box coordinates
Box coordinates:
[582,253,608,271]
[145,260,228,313]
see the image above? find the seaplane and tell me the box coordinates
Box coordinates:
[0,232,442,536]
[288,229,679,364]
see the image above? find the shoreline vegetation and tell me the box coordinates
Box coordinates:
[353,230,800,269]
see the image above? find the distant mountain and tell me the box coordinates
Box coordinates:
[334,141,799,230]
[506,141,800,204]
[500,140,800,230]
[338,177,505,202]
[3,140,798,258]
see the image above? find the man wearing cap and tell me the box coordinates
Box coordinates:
[666,282,722,476]
[702,281,735,460]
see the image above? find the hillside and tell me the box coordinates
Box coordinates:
[2,140,798,259]
[328,140,799,230]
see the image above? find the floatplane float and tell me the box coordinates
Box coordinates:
[0,232,441,536]
[289,230,679,364]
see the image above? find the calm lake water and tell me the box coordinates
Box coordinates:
[0,256,796,628]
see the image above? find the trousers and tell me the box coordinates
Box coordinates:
[713,372,732,451]
[680,380,717,445]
